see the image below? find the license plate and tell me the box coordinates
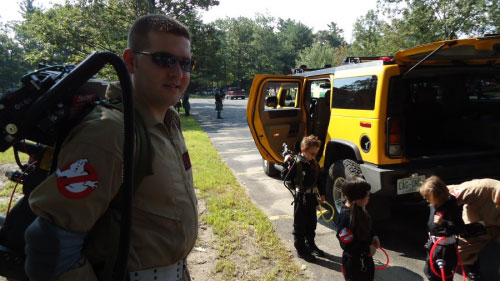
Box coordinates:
[396,175,426,195]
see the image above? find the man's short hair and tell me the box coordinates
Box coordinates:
[301,135,321,150]
[127,14,191,51]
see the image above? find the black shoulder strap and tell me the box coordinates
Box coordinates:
[132,109,153,188]
[294,156,319,190]
[100,101,153,192]
[84,102,153,281]
[294,155,304,190]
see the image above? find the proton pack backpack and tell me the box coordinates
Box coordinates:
[0,81,153,281]
[284,155,319,192]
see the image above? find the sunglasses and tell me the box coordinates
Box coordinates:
[133,51,195,72]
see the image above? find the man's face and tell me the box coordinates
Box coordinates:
[128,31,191,108]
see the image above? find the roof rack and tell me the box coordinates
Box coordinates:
[342,56,394,65]
[292,64,333,74]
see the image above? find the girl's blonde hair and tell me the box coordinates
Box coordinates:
[418,176,449,205]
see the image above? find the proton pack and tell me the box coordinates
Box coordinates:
[0,51,136,281]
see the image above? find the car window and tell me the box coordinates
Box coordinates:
[279,83,299,107]
[466,76,500,100]
[310,80,330,99]
[332,75,377,110]
[263,81,300,110]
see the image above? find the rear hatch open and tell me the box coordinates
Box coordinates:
[389,36,500,165]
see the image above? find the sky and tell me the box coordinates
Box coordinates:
[1,0,379,42]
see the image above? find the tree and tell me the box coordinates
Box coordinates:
[377,0,493,44]
[20,0,37,15]
[250,15,284,75]
[0,23,30,91]
[295,42,348,69]
[315,21,346,47]
[487,0,500,34]
[276,19,314,74]
[13,0,220,80]
[189,22,224,91]
[350,10,388,56]
[214,17,257,88]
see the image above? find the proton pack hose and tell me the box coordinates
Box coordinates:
[428,236,466,281]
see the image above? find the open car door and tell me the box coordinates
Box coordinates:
[394,36,500,67]
[247,75,306,164]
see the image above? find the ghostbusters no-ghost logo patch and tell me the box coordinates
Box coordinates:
[339,227,354,244]
[55,159,98,199]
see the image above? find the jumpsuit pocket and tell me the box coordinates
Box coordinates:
[134,197,182,221]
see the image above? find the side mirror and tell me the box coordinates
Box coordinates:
[266,96,278,108]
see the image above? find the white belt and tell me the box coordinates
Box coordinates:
[430,235,456,245]
[129,259,185,281]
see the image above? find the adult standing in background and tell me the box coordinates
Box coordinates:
[215,89,224,119]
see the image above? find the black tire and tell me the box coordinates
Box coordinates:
[262,159,279,177]
[325,159,363,226]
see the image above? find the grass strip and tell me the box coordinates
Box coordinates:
[0,147,29,164]
[182,116,306,281]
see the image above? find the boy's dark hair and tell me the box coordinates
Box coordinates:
[341,176,372,241]
[127,14,191,51]
[300,135,321,150]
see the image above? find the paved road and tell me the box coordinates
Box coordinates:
[189,98,499,281]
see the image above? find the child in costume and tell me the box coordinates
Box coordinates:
[336,176,380,281]
[419,176,465,281]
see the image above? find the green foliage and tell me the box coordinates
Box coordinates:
[350,10,389,56]
[10,0,220,83]
[2,0,498,93]
[376,0,497,51]
[277,18,314,74]
[315,21,346,47]
[296,42,348,69]
[0,148,29,164]
[0,23,32,91]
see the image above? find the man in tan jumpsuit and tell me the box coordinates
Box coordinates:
[24,15,198,281]
[448,178,500,281]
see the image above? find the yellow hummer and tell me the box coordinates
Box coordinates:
[247,36,500,223]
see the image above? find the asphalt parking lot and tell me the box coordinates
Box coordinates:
[189,98,499,281]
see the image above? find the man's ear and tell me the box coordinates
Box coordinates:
[123,49,135,74]
[300,147,306,153]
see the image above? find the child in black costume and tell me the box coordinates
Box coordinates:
[336,176,380,281]
[419,176,465,281]
[283,135,325,262]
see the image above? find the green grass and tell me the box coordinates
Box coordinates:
[0,147,29,164]
[0,181,20,214]
[1,148,27,215]
[182,116,305,280]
